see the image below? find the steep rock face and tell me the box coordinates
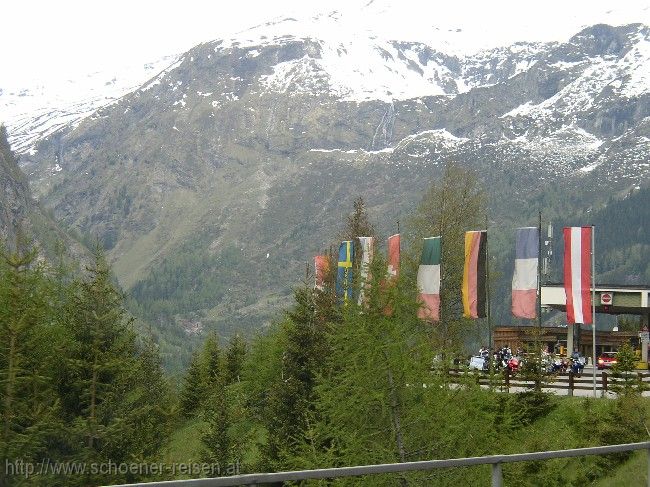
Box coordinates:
[0,128,31,245]
[0,126,82,258]
[17,22,650,351]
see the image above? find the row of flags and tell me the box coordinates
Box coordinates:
[314,226,594,325]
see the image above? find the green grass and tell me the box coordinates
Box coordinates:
[594,449,648,487]
[161,417,206,467]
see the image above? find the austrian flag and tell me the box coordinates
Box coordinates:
[314,255,329,290]
[563,226,593,324]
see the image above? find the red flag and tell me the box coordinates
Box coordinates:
[382,234,400,316]
[563,227,592,324]
[314,255,329,290]
[387,234,400,278]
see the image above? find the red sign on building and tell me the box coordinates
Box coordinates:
[600,292,613,305]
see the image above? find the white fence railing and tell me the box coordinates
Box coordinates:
[106,441,650,487]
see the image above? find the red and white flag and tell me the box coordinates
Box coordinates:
[563,227,593,324]
[387,234,400,278]
[314,255,329,290]
[358,237,374,304]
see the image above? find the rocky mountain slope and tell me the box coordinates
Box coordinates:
[1,56,178,154]
[11,17,650,367]
[0,126,83,259]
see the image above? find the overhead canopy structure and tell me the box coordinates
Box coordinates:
[541,284,650,319]
[542,284,650,367]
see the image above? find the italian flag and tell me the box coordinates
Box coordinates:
[417,237,441,322]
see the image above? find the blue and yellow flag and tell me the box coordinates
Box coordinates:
[336,240,354,302]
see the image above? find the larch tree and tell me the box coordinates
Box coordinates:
[408,161,487,353]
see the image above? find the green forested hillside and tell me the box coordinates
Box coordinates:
[592,186,650,284]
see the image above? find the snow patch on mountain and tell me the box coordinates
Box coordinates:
[1,55,179,154]
[618,31,650,98]
[256,37,461,101]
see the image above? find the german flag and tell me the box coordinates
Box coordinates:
[462,230,487,319]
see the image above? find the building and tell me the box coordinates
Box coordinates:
[493,325,638,359]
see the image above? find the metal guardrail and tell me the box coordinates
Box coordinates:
[107,441,650,487]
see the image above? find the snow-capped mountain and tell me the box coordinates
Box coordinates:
[0,55,178,153]
[4,0,650,155]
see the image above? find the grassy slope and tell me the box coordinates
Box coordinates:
[500,395,649,486]
[594,450,647,487]
[162,396,649,484]
[160,418,206,478]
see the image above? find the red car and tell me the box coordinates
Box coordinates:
[597,351,617,370]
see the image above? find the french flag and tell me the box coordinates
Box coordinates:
[512,227,538,319]
[563,227,593,324]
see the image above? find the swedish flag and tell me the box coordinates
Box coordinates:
[336,240,354,302]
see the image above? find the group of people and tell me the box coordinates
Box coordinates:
[544,348,586,375]
[470,345,586,375]
[471,346,523,373]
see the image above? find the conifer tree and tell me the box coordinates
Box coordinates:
[59,248,170,485]
[339,196,376,241]
[263,284,331,469]
[200,374,231,472]
[225,334,247,384]
[202,332,222,390]
[261,197,378,468]
[0,244,65,485]
[180,350,206,417]
[285,257,428,482]
[180,333,224,417]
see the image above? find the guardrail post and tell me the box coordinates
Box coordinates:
[646,445,649,487]
[491,462,503,487]
[602,371,607,397]
[568,371,574,397]
[646,445,650,487]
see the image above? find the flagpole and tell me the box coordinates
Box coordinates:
[538,212,542,332]
[592,225,597,398]
[485,215,492,349]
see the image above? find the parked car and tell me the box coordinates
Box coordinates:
[597,351,617,370]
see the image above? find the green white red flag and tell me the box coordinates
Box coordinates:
[417,237,441,322]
